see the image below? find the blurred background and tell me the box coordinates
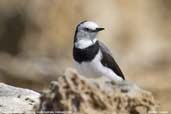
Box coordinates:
[0,0,170,112]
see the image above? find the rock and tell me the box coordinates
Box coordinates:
[0,83,40,114]
[39,68,157,114]
[0,68,157,114]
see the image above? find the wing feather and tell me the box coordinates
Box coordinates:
[99,41,125,80]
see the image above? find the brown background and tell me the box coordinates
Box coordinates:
[0,0,170,112]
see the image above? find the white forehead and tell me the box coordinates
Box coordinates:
[79,21,99,30]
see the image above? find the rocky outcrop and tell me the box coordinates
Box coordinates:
[0,83,40,114]
[39,69,157,114]
[0,68,157,114]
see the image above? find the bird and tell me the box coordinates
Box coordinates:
[73,21,125,82]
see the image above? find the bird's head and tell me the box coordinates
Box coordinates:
[74,21,104,43]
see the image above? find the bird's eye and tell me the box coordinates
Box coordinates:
[84,28,91,32]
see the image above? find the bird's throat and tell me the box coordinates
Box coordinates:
[75,39,97,49]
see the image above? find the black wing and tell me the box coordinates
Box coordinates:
[99,41,125,80]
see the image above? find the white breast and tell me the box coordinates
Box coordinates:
[74,50,123,82]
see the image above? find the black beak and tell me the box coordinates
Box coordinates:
[95,27,105,32]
